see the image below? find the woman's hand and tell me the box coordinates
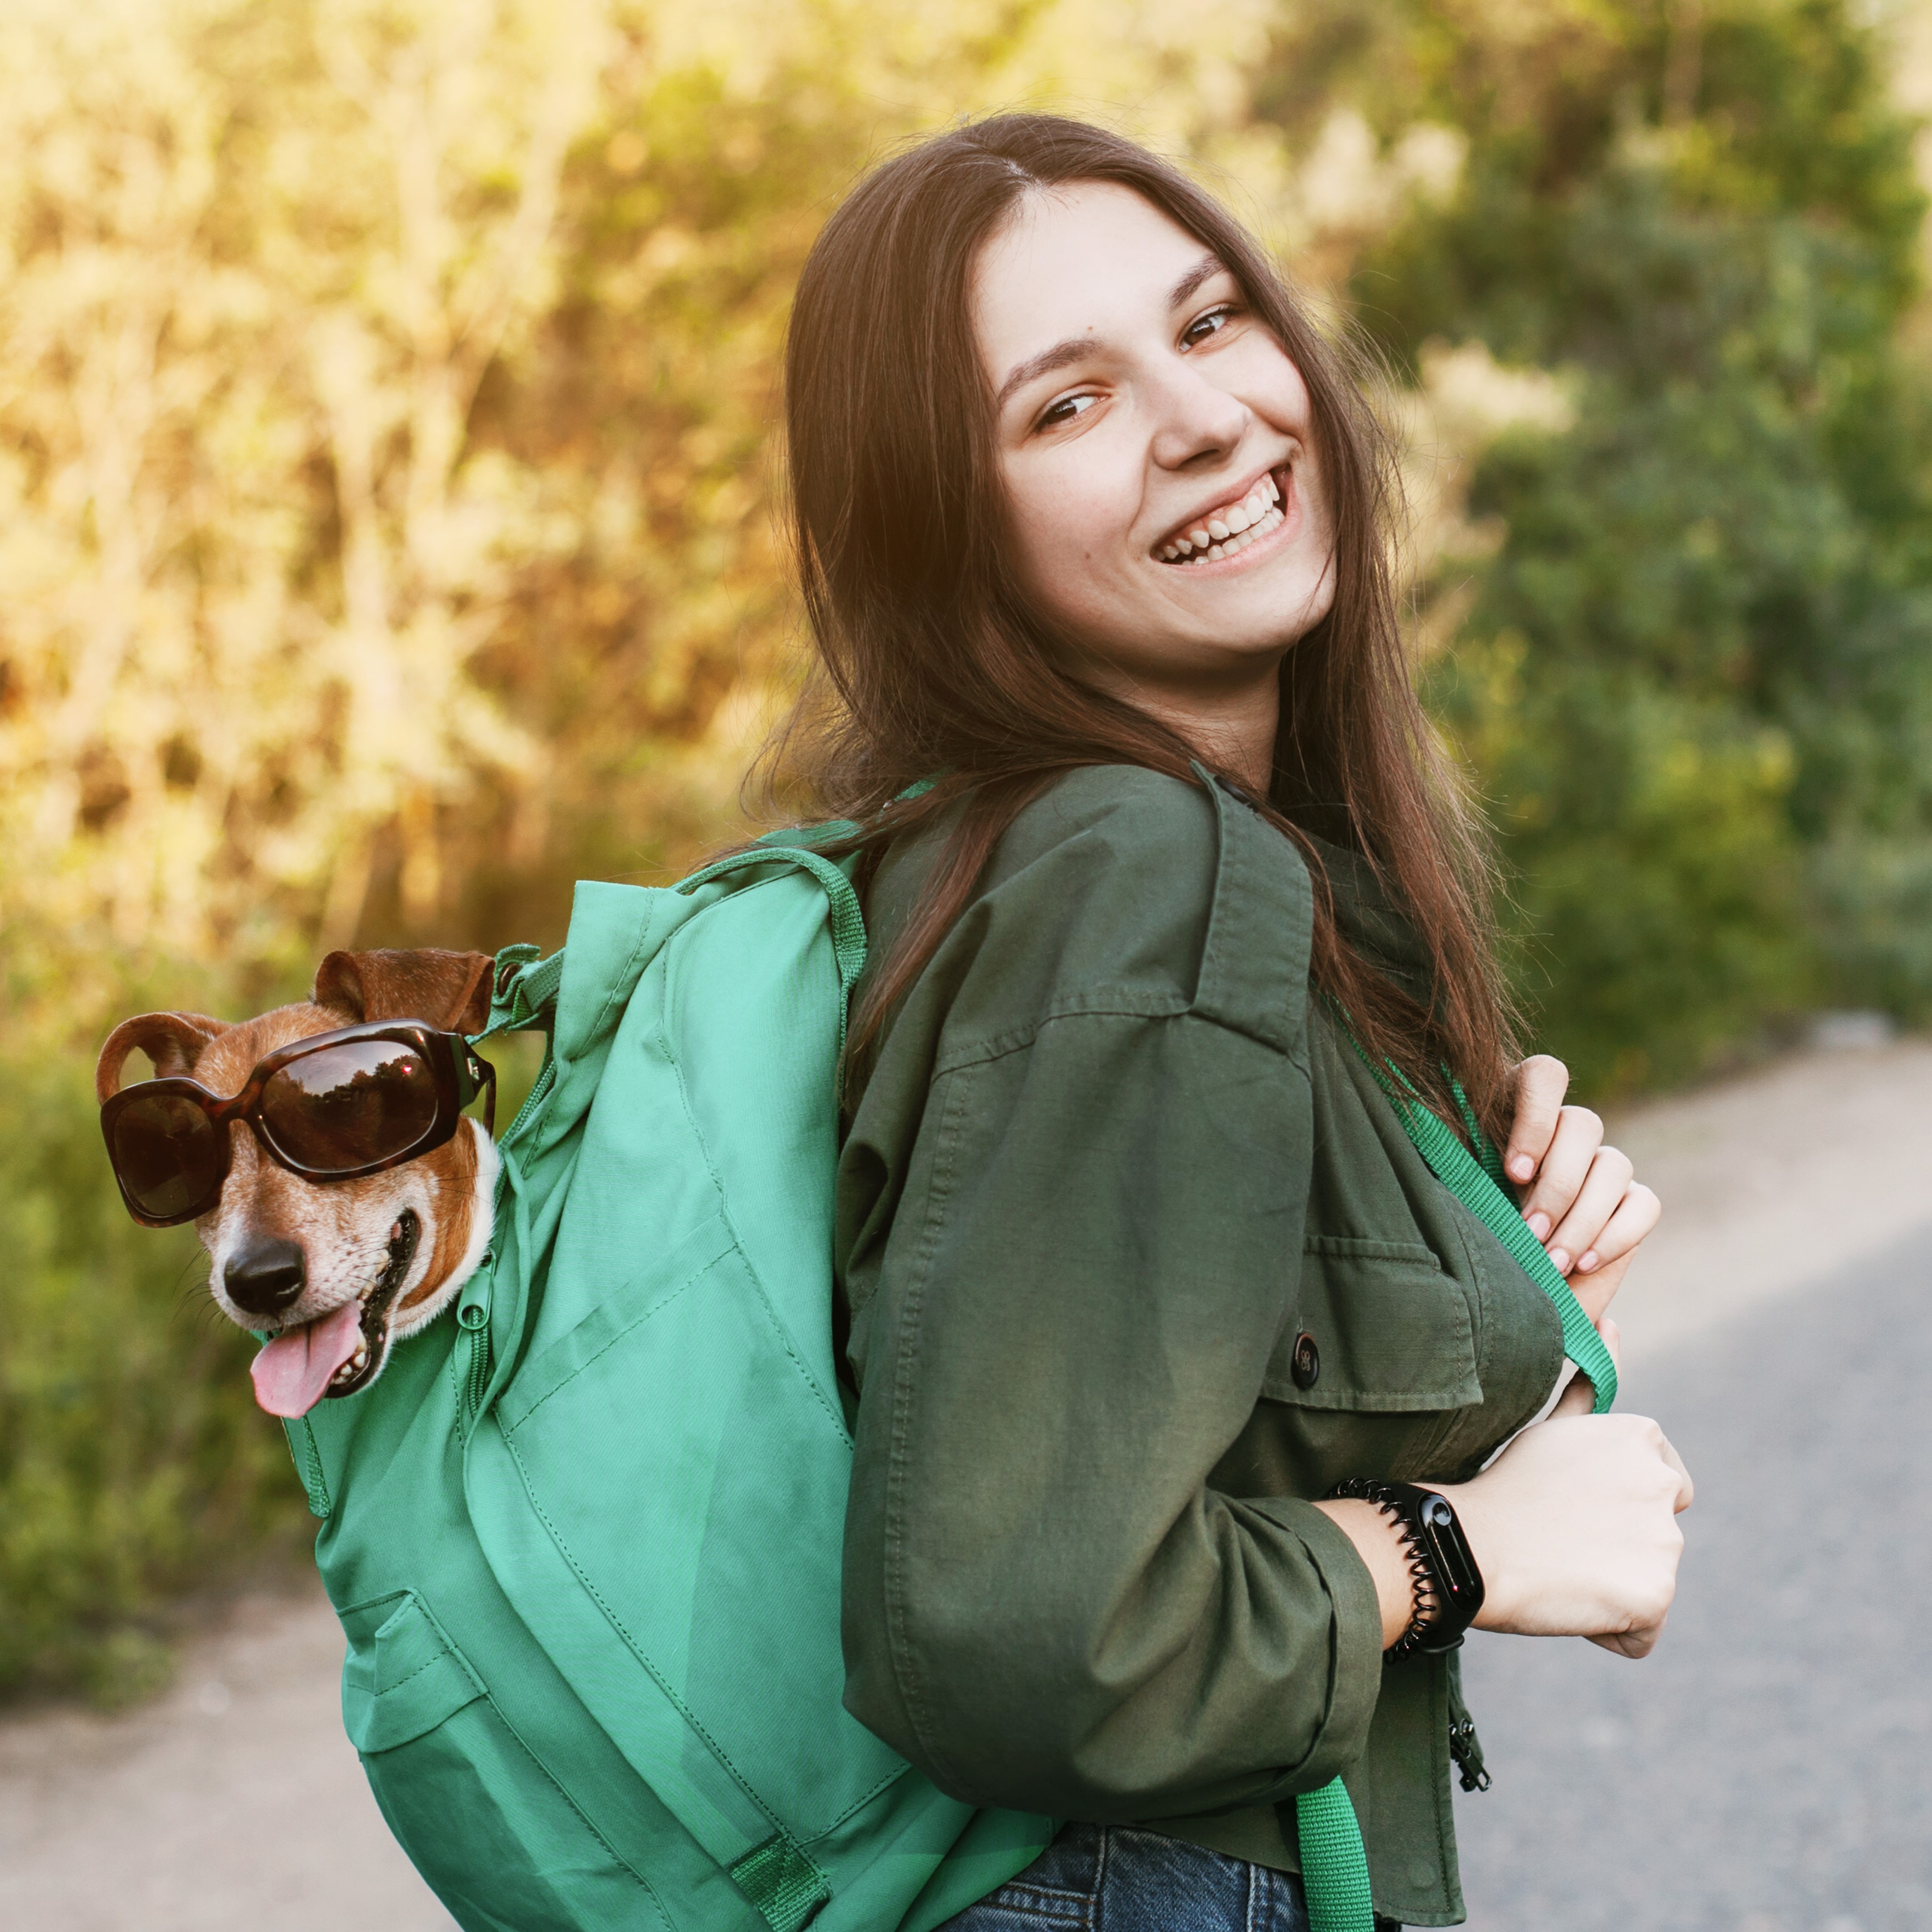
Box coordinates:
[1440,1324,1693,1658]
[1503,1055,1661,1325]
[1317,1325,1693,1657]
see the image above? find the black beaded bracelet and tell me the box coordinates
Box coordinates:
[1326,1477,1486,1661]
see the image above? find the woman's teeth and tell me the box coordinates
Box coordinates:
[1157,473,1284,565]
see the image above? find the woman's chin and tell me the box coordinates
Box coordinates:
[1146,545,1335,645]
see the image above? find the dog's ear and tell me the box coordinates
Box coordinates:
[95,1012,229,1103]
[313,948,495,1034]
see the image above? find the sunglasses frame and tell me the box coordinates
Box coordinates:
[100,1020,496,1228]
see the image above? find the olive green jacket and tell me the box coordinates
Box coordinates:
[835,766,1564,1928]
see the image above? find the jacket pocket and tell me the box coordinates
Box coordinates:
[1265,1236,1480,1413]
[341,1589,485,1753]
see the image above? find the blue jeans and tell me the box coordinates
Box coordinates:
[939,1822,1403,1932]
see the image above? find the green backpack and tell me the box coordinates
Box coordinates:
[281,842,1054,1932]
[281,831,1612,1932]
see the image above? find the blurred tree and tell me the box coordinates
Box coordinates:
[0,0,604,1015]
[0,0,1303,1017]
[1274,0,1932,1087]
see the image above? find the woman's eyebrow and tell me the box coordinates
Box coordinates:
[1168,254,1226,310]
[995,338,1091,409]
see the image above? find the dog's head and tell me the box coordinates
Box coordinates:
[96,948,499,1417]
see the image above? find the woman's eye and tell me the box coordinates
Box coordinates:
[1182,304,1238,349]
[1037,392,1098,430]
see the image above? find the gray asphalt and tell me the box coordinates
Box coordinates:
[1454,1228,1932,1932]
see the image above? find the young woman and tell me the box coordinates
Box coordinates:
[780,115,1691,1930]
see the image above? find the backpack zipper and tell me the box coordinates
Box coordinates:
[458,1254,493,1419]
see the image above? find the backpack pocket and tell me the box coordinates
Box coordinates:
[342,1589,672,1930]
[341,1589,485,1752]
[494,1236,908,1847]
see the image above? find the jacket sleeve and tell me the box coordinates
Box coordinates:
[838,776,1386,1821]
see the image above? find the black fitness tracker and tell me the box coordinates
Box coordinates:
[1325,1477,1486,1660]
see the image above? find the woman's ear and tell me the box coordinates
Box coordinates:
[95,1012,230,1103]
[312,948,495,1034]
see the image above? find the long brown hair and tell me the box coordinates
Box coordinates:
[772,113,1518,1138]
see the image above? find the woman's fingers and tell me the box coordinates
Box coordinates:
[1503,1055,1569,1184]
[1543,1144,1636,1274]
[1568,1249,1630,1325]
[1571,1182,1661,1277]
[1519,1104,1604,1239]
[1589,1616,1666,1660]
[1656,1427,1695,1512]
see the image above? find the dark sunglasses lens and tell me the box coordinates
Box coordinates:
[260,1042,440,1174]
[110,1094,223,1220]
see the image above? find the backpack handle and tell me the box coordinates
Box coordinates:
[674,846,870,1010]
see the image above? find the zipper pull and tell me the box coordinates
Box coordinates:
[458,1250,494,1418]
[1448,1714,1491,1793]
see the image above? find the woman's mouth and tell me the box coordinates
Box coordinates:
[1153,468,1288,567]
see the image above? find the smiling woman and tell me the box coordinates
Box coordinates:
[772,115,1688,1932]
[781,118,1507,1144]
[978,182,1337,756]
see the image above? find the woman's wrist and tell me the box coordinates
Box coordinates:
[1427,1482,1499,1628]
[1313,1496,1425,1650]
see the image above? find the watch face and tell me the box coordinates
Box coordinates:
[1418,1494,1483,1611]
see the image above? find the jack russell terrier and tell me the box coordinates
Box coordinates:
[95,948,500,1418]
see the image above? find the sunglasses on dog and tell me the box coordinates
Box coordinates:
[101,1022,496,1228]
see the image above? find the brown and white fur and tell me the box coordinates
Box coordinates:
[95,949,499,1407]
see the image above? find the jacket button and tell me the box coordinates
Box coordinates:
[1291,1331,1320,1389]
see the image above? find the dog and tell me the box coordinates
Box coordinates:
[95,948,499,1418]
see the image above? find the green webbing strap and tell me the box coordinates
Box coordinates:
[675,845,868,1008]
[1294,1779,1376,1932]
[729,1832,831,1932]
[479,943,562,1038]
[1329,1018,1617,1411]
[1362,1057,1618,1414]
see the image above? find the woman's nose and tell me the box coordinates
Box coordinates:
[1147,362,1249,470]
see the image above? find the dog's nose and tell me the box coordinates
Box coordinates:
[224,1237,307,1316]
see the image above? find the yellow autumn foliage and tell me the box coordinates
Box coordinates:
[1,0,1450,1024]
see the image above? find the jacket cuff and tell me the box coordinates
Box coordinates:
[1254,1496,1386,1786]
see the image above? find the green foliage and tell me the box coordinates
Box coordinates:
[1434,633,1810,1088]
[1339,0,1932,1090]
[0,1044,309,1702]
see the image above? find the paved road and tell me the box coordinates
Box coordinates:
[0,1583,455,1931]
[1455,1228,1932,1932]
[3,1043,1927,1930]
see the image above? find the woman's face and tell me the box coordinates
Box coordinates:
[974,181,1336,720]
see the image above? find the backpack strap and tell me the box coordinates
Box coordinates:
[1293,1037,1622,1932]
[674,845,867,1007]
[1294,1780,1376,1932]
[1347,1038,1619,1413]
[478,942,564,1039]
[471,845,868,1056]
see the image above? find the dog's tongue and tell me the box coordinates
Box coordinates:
[251,1300,365,1418]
